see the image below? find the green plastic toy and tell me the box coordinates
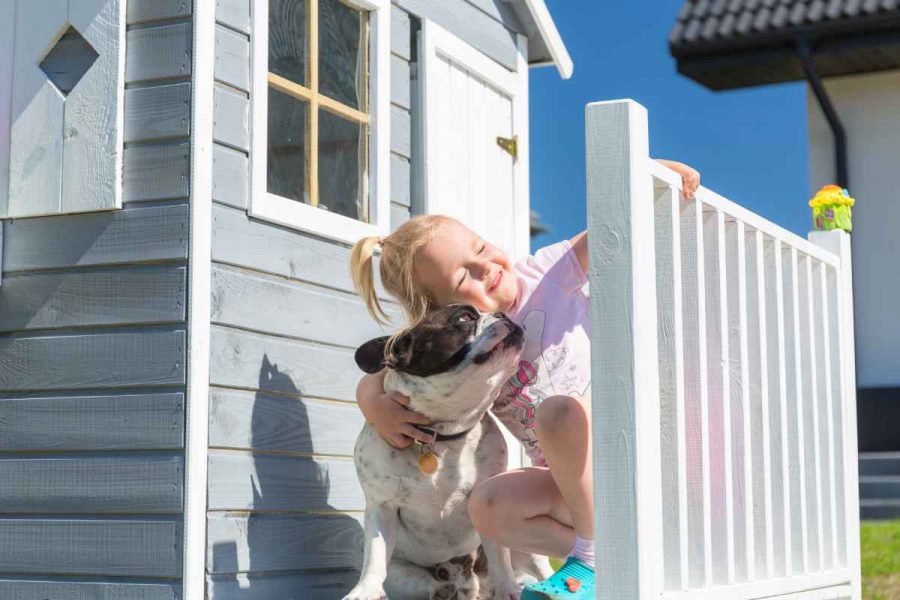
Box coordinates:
[810,185,855,232]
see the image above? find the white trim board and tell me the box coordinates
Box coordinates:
[0,0,14,219]
[182,0,215,597]
[249,0,391,244]
[515,0,573,79]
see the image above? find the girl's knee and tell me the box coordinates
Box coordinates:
[535,394,589,438]
[467,479,508,537]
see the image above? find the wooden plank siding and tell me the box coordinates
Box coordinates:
[201,2,424,594]
[0,579,181,600]
[0,5,191,595]
[203,1,530,595]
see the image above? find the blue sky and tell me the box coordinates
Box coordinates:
[529,0,816,250]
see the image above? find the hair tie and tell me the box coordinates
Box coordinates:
[377,236,386,248]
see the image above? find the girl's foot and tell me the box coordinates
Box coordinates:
[520,557,594,599]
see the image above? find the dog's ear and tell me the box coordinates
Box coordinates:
[354,336,390,374]
[385,333,413,372]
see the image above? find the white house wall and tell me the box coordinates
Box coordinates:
[0,1,192,597]
[807,69,900,389]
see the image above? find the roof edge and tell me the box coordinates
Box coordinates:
[516,0,574,79]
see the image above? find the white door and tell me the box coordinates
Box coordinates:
[419,20,529,260]
[419,21,530,468]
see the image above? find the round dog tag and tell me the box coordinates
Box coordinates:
[418,452,438,474]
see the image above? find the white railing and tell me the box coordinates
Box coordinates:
[586,100,861,600]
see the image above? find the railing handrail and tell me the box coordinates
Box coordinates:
[648,160,841,268]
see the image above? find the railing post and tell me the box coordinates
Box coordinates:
[586,99,662,599]
[808,229,861,599]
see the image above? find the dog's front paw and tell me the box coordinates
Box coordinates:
[489,577,522,600]
[342,582,387,600]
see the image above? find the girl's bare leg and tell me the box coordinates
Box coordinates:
[468,467,574,558]
[533,394,594,541]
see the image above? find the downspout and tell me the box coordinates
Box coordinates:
[797,37,849,189]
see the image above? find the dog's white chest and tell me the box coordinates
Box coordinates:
[353,416,508,565]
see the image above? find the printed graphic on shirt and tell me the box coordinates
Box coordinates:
[494,311,550,450]
[493,310,592,453]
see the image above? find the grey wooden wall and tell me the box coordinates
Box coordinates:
[0,2,192,598]
[204,1,524,599]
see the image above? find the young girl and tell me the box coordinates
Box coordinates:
[350,161,699,599]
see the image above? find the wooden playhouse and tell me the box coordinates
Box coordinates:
[0,0,571,598]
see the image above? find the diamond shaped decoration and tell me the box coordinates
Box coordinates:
[39,26,99,96]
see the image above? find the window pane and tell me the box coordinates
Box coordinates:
[269,0,308,85]
[267,87,308,203]
[319,0,367,111]
[318,108,365,220]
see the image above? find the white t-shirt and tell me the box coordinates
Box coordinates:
[490,240,592,466]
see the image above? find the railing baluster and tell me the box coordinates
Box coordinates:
[825,262,848,568]
[726,219,754,582]
[786,246,809,574]
[703,207,726,585]
[816,260,837,571]
[719,212,737,585]
[744,229,769,580]
[655,184,689,591]
[773,239,793,577]
[804,255,825,572]
[680,196,709,589]
[753,231,775,579]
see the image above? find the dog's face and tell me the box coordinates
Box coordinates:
[355,304,524,422]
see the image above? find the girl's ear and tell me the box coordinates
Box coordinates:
[355,336,390,373]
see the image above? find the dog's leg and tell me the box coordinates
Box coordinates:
[481,541,521,600]
[342,504,399,600]
[383,560,436,599]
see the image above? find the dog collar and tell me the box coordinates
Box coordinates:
[413,425,473,475]
[412,424,473,445]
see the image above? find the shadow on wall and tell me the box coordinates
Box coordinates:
[210,355,363,598]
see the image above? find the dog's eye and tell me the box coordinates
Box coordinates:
[458,313,475,323]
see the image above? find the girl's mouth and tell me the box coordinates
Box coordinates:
[488,270,503,295]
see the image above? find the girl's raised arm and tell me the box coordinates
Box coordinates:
[567,159,701,272]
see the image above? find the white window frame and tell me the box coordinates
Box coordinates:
[250,0,390,244]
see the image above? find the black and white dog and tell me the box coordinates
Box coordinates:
[343,305,538,600]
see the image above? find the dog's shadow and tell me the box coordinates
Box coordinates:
[211,355,363,597]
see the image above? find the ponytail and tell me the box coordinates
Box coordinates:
[350,214,451,326]
[350,236,391,325]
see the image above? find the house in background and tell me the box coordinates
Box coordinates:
[669,0,900,520]
[0,0,571,598]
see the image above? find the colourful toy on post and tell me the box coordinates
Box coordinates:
[810,184,855,232]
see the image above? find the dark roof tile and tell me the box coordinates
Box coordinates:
[670,0,900,55]
[718,11,737,35]
[735,9,755,33]
[711,0,731,16]
[771,3,790,26]
[754,6,773,29]
[790,2,808,24]
[863,0,881,14]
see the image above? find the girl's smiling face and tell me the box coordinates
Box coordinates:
[414,219,519,314]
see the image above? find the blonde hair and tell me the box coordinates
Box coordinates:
[350,214,451,325]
